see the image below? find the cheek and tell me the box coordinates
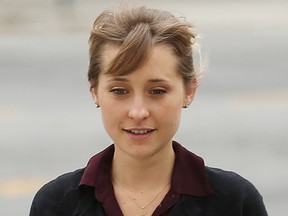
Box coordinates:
[100,103,127,130]
[100,106,117,128]
[157,96,183,113]
[155,103,182,125]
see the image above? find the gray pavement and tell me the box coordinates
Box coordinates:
[1,1,288,215]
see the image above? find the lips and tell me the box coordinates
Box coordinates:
[127,129,153,135]
[124,128,155,135]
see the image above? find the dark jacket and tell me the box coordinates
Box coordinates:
[29,167,267,216]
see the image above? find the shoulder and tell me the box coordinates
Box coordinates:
[205,167,257,196]
[43,168,85,191]
[205,167,267,215]
[29,168,85,216]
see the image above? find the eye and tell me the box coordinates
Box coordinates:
[110,88,128,95]
[150,88,167,95]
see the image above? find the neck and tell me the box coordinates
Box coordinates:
[111,143,175,191]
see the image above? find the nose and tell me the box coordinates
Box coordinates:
[128,97,150,121]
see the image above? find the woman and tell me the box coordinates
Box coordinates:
[30,6,267,216]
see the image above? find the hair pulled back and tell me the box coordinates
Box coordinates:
[88,6,198,88]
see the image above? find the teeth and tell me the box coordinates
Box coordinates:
[129,130,151,134]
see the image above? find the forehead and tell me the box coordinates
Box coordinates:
[99,44,182,85]
[101,43,178,73]
[101,43,120,68]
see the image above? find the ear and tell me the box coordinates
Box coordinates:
[90,87,98,105]
[183,79,197,108]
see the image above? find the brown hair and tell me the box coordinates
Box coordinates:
[88,6,198,88]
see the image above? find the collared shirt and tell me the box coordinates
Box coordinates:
[30,141,268,216]
[79,141,213,216]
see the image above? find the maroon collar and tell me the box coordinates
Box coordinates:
[171,142,213,196]
[80,141,213,197]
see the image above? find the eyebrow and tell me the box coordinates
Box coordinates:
[106,77,170,83]
[106,77,128,82]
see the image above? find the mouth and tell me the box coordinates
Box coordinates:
[124,129,155,135]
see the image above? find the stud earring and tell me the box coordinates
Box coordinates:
[183,102,190,108]
[95,102,100,108]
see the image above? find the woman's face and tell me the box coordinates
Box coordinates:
[91,44,196,159]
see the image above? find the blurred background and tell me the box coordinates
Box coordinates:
[0,0,287,215]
